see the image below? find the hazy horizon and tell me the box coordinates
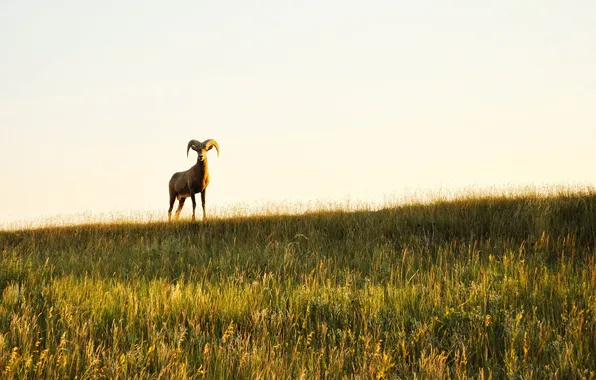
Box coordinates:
[1,1,595,227]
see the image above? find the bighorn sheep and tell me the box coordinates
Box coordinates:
[168,139,220,221]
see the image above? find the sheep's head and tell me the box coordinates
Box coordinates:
[187,139,220,162]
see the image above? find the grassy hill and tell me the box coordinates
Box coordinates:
[1,190,596,378]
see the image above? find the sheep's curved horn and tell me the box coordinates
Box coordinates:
[187,139,201,157]
[203,139,220,157]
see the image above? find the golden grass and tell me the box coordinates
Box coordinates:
[1,186,595,378]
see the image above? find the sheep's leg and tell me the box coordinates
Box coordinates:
[201,190,207,220]
[168,193,176,221]
[175,197,186,220]
[190,193,197,221]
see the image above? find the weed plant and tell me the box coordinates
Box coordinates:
[1,189,595,378]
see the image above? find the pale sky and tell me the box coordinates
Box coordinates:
[1,1,595,226]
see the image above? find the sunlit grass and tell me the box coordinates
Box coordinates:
[1,186,596,378]
[4,183,593,231]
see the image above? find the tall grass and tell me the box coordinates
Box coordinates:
[1,188,595,378]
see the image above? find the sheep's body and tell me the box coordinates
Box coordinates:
[168,139,219,221]
[168,162,209,220]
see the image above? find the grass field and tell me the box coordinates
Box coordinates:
[1,189,596,379]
